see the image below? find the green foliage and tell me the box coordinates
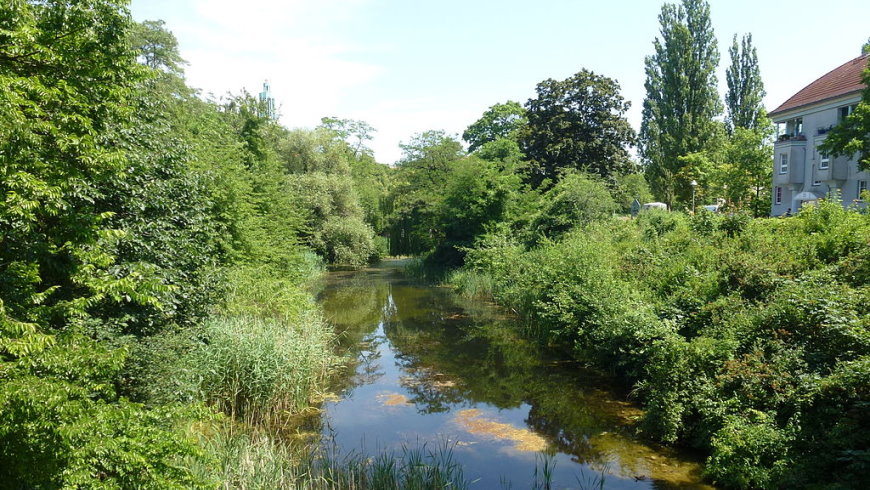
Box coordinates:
[349,155,393,234]
[475,137,526,167]
[610,173,653,213]
[463,100,527,152]
[312,216,380,267]
[0,333,209,488]
[131,19,186,74]
[453,201,870,488]
[707,412,793,489]
[280,127,353,174]
[436,157,521,264]
[0,2,354,486]
[725,33,766,132]
[280,127,385,266]
[641,0,723,205]
[319,116,376,158]
[389,131,466,256]
[522,69,637,186]
[531,173,617,239]
[671,123,773,216]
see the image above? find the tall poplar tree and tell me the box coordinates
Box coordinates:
[725,33,766,131]
[640,0,722,205]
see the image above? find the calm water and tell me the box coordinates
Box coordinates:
[315,260,714,489]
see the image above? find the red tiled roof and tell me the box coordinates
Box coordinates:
[769,54,868,117]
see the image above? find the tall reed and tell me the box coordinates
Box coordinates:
[191,428,470,490]
[191,312,336,428]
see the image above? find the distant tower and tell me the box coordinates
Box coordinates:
[258,80,276,120]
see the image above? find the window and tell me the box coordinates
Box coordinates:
[839,104,857,121]
[859,180,868,199]
[819,151,830,169]
[779,154,789,174]
[812,180,821,187]
[775,186,783,204]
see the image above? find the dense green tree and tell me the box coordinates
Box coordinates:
[721,126,774,216]
[0,1,212,485]
[388,131,464,255]
[0,0,151,343]
[130,19,186,74]
[348,154,393,234]
[521,70,636,187]
[278,127,353,174]
[399,130,465,171]
[725,33,766,132]
[463,101,527,152]
[436,157,521,264]
[678,125,773,216]
[531,173,617,238]
[820,54,870,171]
[475,138,526,168]
[319,116,376,158]
[641,0,722,205]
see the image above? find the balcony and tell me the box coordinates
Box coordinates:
[773,142,806,186]
[777,133,806,142]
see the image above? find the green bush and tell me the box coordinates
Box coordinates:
[452,202,870,488]
[312,216,379,267]
[707,412,793,489]
[0,335,208,488]
[531,173,617,238]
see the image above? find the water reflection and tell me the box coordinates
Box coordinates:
[316,260,714,489]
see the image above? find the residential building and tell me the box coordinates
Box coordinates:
[769,54,868,215]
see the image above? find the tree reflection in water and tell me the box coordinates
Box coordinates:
[316,261,713,489]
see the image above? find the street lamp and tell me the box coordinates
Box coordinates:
[690,180,698,214]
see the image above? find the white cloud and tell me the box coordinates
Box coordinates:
[141,0,383,142]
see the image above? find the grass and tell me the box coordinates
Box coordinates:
[191,312,337,428]
[190,426,471,489]
[445,269,495,299]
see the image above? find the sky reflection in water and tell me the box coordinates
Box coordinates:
[316,261,714,489]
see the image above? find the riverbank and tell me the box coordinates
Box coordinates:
[447,203,870,489]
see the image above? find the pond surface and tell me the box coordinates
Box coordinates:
[315,260,714,489]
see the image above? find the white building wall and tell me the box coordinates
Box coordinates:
[770,94,866,216]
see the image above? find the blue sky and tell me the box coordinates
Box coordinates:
[130,0,870,164]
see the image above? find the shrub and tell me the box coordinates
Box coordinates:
[0,335,208,488]
[531,173,617,238]
[707,412,793,489]
[719,211,752,237]
[312,216,379,267]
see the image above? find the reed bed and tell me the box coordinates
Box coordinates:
[192,312,336,429]
[191,428,470,490]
